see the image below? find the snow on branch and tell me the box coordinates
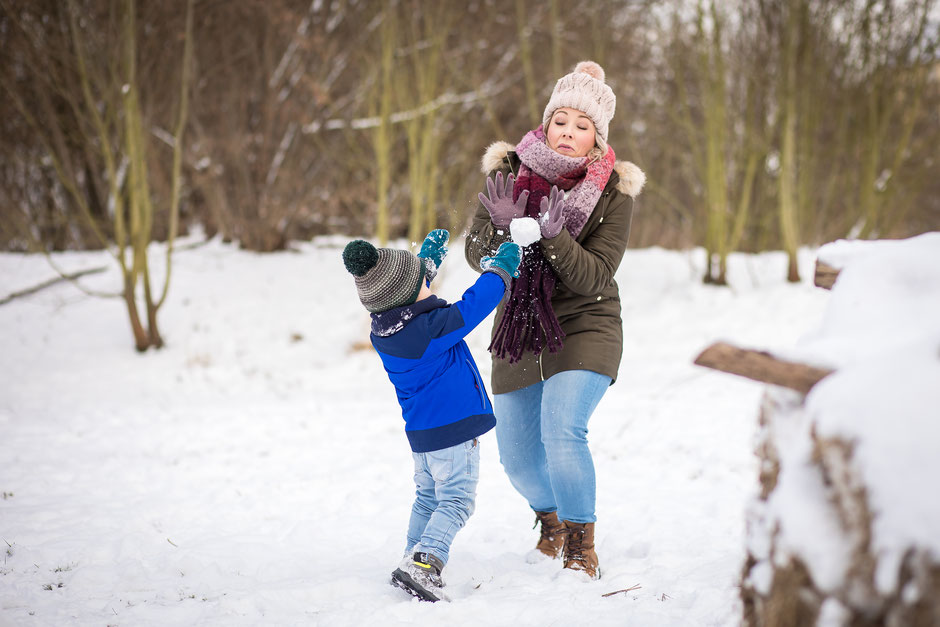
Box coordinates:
[269,0,318,90]
[301,80,513,134]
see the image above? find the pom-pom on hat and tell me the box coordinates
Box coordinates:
[342,240,426,313]
[542,61,616,154]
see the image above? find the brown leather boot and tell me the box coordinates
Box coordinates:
[563,521,600,579]
[533,511,566,559]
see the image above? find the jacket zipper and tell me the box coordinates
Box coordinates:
[467,358,486,407]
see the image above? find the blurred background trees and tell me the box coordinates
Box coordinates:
[0,0,194,349]
[1,0,938,267]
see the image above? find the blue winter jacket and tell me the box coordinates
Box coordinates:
[370,271,508,453]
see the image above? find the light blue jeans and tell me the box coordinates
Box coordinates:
[405,438,480,565]
[493,370,611,524]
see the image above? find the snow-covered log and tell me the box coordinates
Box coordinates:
[738,233,940,627]
[694,342,833,395]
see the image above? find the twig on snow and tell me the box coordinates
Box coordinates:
[0,266,108,306]
[602,584,642,597]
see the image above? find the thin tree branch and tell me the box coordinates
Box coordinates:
[0,266,112,305]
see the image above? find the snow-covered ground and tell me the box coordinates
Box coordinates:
[1,237,833,626]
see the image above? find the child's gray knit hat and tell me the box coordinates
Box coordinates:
[342,240,426,313]
[542,61,616,153]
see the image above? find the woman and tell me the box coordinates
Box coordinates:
[464,61,644,579]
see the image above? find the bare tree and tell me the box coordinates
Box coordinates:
[776,0,803,282]
[0,0,194,350]
[666,0,765,284]
[848,0,938,239]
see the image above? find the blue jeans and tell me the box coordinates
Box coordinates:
[493,370,611,524]
[405,438,480,565]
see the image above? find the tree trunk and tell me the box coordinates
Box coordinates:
[515,0,540,128]
[123,272,149,352]
[778,0,802,283]
[373,1,396,245]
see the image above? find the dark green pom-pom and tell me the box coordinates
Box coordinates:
[343,240,378,277]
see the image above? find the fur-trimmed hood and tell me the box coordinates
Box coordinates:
[481,141,646,199]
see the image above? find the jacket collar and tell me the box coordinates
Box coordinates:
[371,295,448,337]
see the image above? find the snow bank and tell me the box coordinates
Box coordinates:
[742,232,940,626]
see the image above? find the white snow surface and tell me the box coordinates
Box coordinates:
[2,236,848,626]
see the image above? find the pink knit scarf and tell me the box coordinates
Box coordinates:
[489,126,616,363]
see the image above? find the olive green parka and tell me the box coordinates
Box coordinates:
[464,141,646,395]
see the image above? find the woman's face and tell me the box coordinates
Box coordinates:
[546,107,596,158]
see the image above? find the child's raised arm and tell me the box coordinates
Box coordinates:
[422,242,521,354]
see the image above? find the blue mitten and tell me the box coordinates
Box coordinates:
[417,229,449,283]
[480,242,522,285]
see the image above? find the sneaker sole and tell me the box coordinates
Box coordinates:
[390,568,442,602]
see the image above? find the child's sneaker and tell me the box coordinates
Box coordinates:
[390,552,448,602]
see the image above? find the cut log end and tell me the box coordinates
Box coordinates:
[814,260,841,290]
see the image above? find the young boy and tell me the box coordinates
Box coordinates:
[342,229,521,602]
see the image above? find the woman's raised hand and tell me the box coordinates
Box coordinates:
[479,172,529,227]
[539,186,566,239]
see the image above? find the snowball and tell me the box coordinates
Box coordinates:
[509,217,541,247]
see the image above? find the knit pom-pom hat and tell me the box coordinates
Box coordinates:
[542,60,616,153]
[342,240,426,313]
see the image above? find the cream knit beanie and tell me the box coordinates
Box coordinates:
[541,61,616,153]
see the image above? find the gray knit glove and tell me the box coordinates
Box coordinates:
[479,172,530,227]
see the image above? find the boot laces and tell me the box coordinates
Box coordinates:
[566,527,586,562]
[533,512,564,542]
